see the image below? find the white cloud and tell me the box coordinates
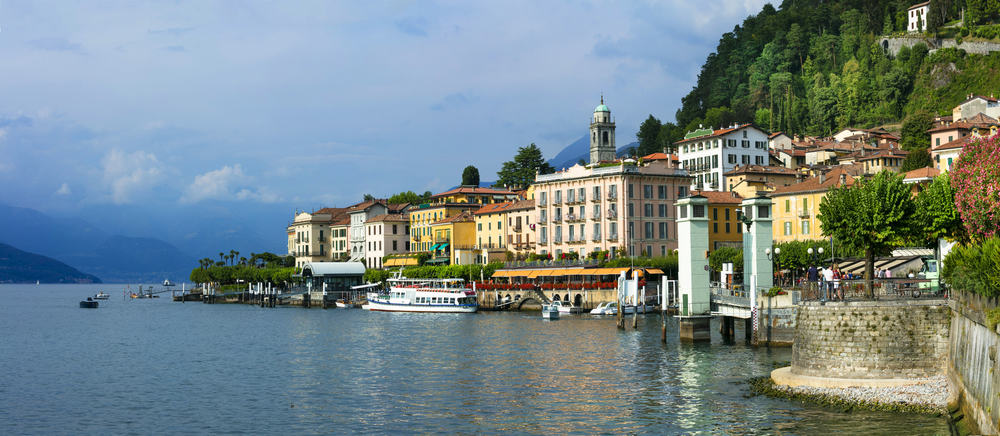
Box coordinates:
[101,149,164,204]
[55,183,72,195]
[181,164,280,204]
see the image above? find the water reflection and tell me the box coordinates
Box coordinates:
[0,285,950,435]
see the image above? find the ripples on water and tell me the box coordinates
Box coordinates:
[0,285,948,434]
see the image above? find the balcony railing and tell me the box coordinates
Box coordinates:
[514,225,523,232]
[607,233,619,241]
[540,237,548,244]
[553,198,562,205]
[554,236,562,243]
[798,209,810,218]
[607,193,617,201]
[591,195,601,203]
[607,210,617,219]
[538,199,547,207]
[592,211,601,220]
[552,215,562,223]
[592,234,602,241]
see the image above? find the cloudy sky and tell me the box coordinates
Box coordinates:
[0,0,770,249]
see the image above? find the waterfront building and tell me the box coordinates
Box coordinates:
[473,199,535,263]
[534,99,691,258]
[409,203,481,253]
[908,1,929,33]
[723,165,799,199]
[347,200,408,262]
[768,166,857,243]
[287,207,350,268]
[364,213,410,269]
[691,190,744,250]
[430,186,519,205]
[673,123,770,191]
[428,211,476,265]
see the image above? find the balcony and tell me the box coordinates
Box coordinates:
[607,233,619,241]
[607,193,617,201]
[591,211,601,220]
[540,237,548,244]
[552,215,563,223]
[607,210,617,219]
[798,208,810,218]
[553,198,562,205]
[567,237,585,245]
[538,199,547,207]
[514,224,523,232]
[554,236,562,244]
[592,234,602,241]
[566,214,581,222]
[591,195,601,203]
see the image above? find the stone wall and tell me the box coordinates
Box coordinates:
[879,36,1000,56]
[947,290,1000,435]
[791,300,950,379]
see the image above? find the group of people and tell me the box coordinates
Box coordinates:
[804,264,853,300]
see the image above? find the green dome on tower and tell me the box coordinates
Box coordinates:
[594,95,609,112]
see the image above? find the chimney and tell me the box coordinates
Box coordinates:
[819,172,826,184]
[840,173,847,185]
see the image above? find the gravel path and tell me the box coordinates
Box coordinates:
[773,375,949,411]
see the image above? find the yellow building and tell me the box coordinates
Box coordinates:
[769,167,857,243]
[409,203,479,253]
[723,165,799,199]
[473,199,536,263]
[428,211,477,265]
[692,191,744,250]
[430,186,520,205]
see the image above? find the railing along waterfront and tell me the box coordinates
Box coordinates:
[795,278,945,302]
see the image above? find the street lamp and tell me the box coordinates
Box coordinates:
[766,247,781,286]
[808,246,825,301]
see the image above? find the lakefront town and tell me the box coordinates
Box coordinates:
[5,1,1000,434]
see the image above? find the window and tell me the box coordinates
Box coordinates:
[742,155,750,164]
[801,220,810,234]
[541,227,548,243]
[609,184,617,198]
[594,223,601,239]
[725,208,730,220]
[628,203,634,217]
[593,186,600,199]
[393,240,397,251]
[726,222,731,233]
[678,186,687,198]
[784,221,792,235]
[743,130,748,138]
[644,185,652,199]
[728,154,737,164]
[936,138,940,146]
[742,140,750,148]
[540,191,547,205]
[713,222,718,233]
[658,185,666,199]
[802,197,808,210]
[628,184,634,198]
[755,156,764,165]
[579,187,585,202]
[712,207,718,220]
[712,155,719,168]
[555,190,561,203]
[579,224,585,240]
[540,210,547,222]
[477,223,482,231]
[728,139,737,147]
[658,204,667,217]
[785,199,790,213]
[644,222,653,238]
[659,222,667,239]
[644,204,653,217]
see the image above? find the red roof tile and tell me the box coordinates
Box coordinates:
[431,186,517,198]
[432,211,475,225]
[723,164,798,176]
[770,166,858,196]
[903,166,939,181]
[690,190,744,204]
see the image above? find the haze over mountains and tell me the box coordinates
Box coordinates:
[546,135,639,171]
[0,242,102,284]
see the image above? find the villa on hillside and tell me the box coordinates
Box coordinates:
[673,123,771,191]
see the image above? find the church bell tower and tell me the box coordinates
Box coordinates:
[589,95,616,164]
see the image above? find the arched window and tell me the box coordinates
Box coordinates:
[602,131,609,145]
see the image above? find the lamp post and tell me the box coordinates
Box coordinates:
[808,246,825,302]
[764,246,780,346]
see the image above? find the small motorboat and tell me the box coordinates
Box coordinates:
[541,304,560,319]
[335,299,351,308]
[93,291,110,300]
[163,279,174,287]
[590,301,617,315]
[79,297,99,308]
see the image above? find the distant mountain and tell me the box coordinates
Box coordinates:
[0,204,194,283]
[547,135,638,170]
[0,242,101,284]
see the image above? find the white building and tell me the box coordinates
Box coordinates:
[347,200,408,262]
[364,213,410,269]
[908,1,929,33]
[673,124,770,191]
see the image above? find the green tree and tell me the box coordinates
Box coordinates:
[916,173,968,245]
[388,190,423,205]
[900,148,933,172]
[657,122,684,154]
[636,115,663,156]
[819,171,916,295]
[901,111,934,151]
[363,193,375,201]
[755,108,772,130]
[461,165,480,186]
[496,143,554,189]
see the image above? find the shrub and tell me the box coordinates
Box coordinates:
[951,135,1000,242]
[942,237,1000,297]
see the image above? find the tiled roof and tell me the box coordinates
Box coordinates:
[432,211,475,225]
[856,148,908,161]
[908,1,929,9]
[959,94,998,105]
[770,166,858,196]
[932,135,972,151]
[777,148,807,157]
[473,199,535,216]
[723,164,798,176]
[431,186,517,198]
[927,122,975,134]
[347,199,387,212]
[690,190,744,204]
[768,131,787,139]
[903,166,939,181]
[964,112,999,125]
[366,213,408,223]
[674,123,756,144]
[641,152,678,161]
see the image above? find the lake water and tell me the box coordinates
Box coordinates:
[0,284,949,434]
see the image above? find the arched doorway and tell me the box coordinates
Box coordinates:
[552,294,561,301]
[574,294,583,307]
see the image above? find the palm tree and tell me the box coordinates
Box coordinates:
[219,252,225,264]
[240,257,247,265]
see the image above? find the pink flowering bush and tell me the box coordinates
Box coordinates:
[951,135,1000,242]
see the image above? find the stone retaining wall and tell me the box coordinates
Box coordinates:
[791,300,950,379]
[947,291,1000,435]
[879,36,1000,56]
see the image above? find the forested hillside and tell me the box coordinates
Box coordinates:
[634,0,1000,157]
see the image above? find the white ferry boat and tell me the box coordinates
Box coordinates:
[363,278,478,313]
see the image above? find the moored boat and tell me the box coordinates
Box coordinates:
[79,297,99,308]
[93,291,110,300]
[335,299,351,308]
[364,278,477,313]
[589,301,616,315]
[541,304,560,319]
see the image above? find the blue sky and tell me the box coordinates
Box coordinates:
[0,0,769,252]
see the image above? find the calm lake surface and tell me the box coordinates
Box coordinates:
[1,284,948,434]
